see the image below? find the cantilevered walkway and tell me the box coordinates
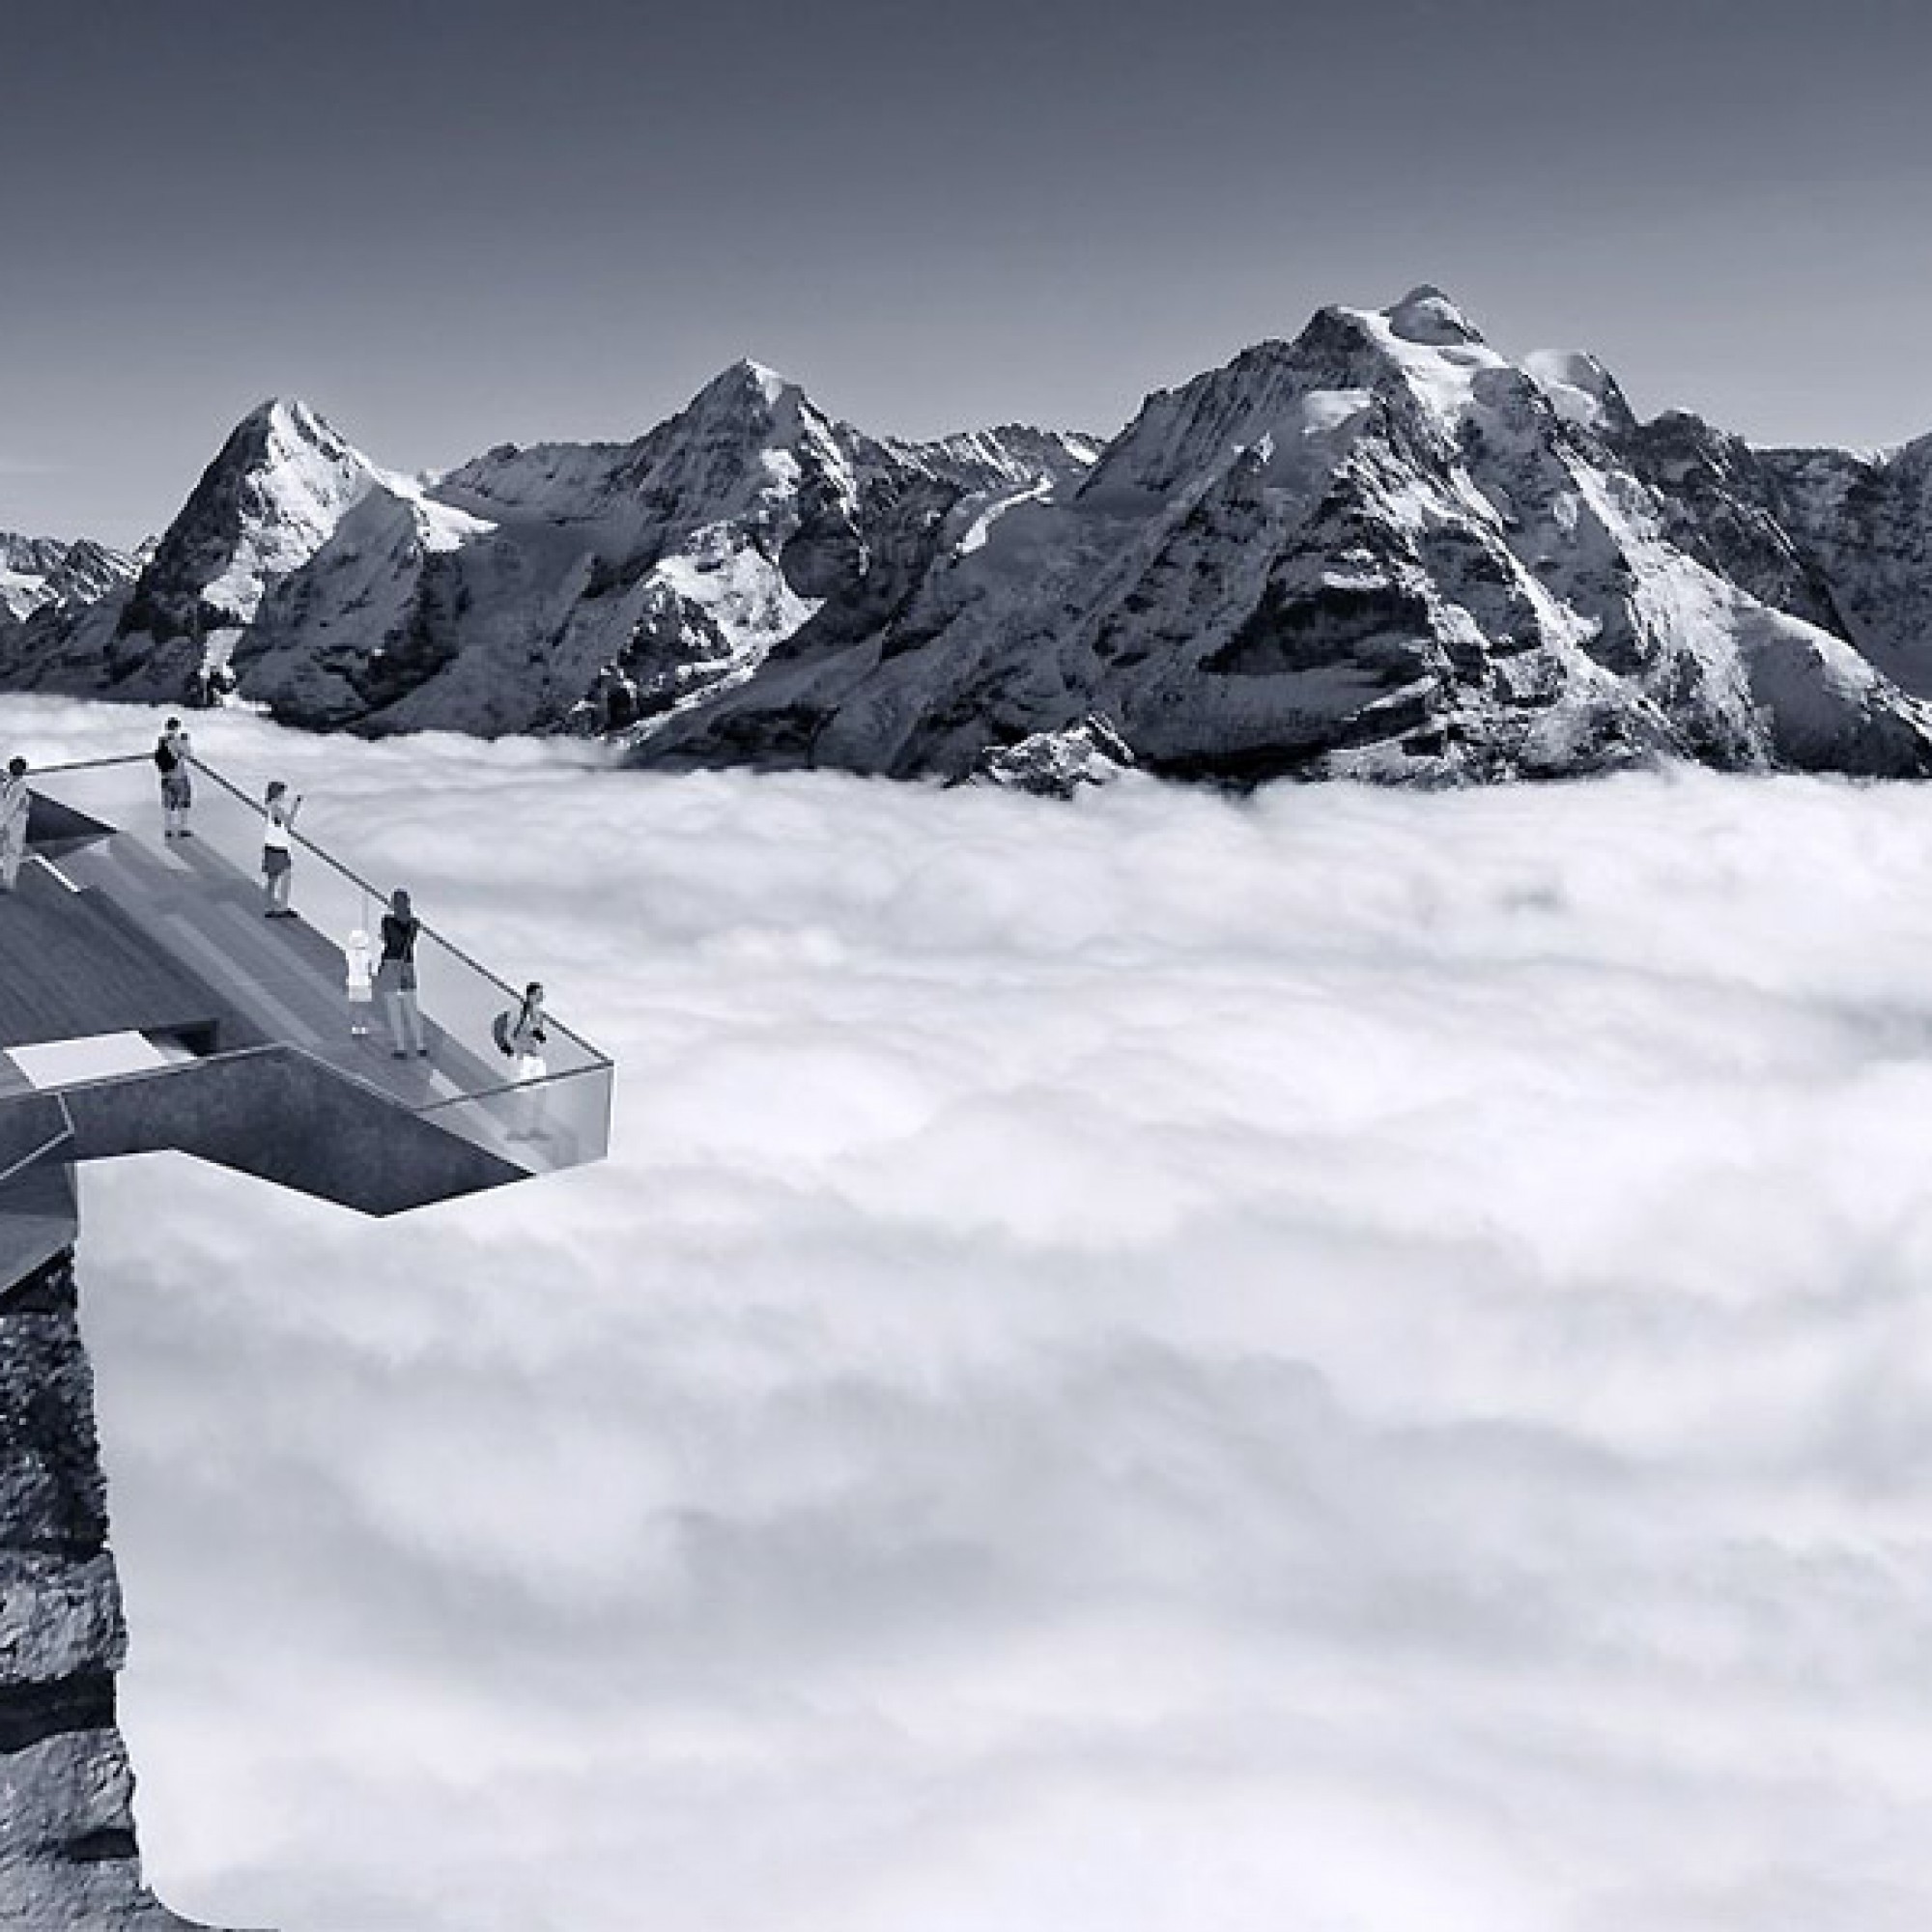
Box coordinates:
[0,751,612,1254]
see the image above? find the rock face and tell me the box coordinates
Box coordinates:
[647,289,1932,784]
[11,286,1932,789]
[0,368,1092,744]
[973,716,1137,797]
[11,400,490,718]
[2,1225,198,1928]
[0,537,138,626]
[0,537,141,700]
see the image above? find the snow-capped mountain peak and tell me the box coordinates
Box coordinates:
[668,358,814,450]
[13,289,1932,791]
[704,355,793,409]
[0,531,139,622]
[242,394,350,451]
[132,394,390,629]
[1380,283,1487,347]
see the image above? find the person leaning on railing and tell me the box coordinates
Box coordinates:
[378,888,429,1059]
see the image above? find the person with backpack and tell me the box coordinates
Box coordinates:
[378,888,428,1059]
[500,980,550,1140]
[0,756,30,893]
[155,718,193,838]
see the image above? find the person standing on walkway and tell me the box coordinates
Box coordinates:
[378,888,428,1058]
[505,980,550,1139]
[156,718,194,838]
[261,781,301,917]
[0,757,30,893]
[344,927,375,1037]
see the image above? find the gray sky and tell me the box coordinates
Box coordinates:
[4,0,1930,546]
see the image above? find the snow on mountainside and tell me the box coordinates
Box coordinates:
[79,398,489,711]
[9,291,1932,787]
[649,288,1932,782]
[1607,411,1932,703]
[0,530,137,621]
[890,426,1106,495]
[0,363,1090,737]
[1755,438,1932,696]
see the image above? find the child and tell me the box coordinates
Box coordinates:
[344,928,375,1037]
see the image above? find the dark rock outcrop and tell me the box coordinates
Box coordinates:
[2,1228,205,1928]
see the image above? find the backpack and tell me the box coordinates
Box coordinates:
[154,739,179,774]
[492,1010,516,1057]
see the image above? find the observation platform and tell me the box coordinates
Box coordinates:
[0,751,612,1261]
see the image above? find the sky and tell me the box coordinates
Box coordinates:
[2,0,1931,546]
[11,694,1932,1928]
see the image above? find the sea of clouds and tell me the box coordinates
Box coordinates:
[9,695,1932,1931]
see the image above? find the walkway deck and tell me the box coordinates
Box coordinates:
[0,753,611,1214]
[0,866,228,1051]
[50,822,506,1111]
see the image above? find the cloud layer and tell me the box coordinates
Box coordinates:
[9,696,1932,1930]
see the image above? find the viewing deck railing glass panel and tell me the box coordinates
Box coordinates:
[14,753,612,1179]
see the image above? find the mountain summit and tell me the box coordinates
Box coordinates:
[1382,284,1486,346]
[8,295,1932,785]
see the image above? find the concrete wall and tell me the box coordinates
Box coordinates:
[60,1046,525,1217]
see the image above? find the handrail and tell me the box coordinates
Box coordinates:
[1,1032,606,1122]
[24,748,611,1070]
[414,1059,611,1116]
[21,752,154,777]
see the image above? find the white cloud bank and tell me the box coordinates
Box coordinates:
[9,696,1932,1930]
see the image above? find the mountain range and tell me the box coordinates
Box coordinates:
[0,532,139,625]
[7,286,1932,789]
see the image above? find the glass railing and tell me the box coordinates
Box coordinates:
[14,753,612,1177]
[415,1062,613,1176]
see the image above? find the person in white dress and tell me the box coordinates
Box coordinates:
[344,928,375,1037]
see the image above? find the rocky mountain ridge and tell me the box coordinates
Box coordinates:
[7,290,1932,786]
[0,535,138,626]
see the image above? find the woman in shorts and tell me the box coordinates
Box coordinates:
[260,781,301,917]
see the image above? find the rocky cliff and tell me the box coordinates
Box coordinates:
[2,1208,201,1929]
[0,538,138,628]
[641,290,1932,783]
